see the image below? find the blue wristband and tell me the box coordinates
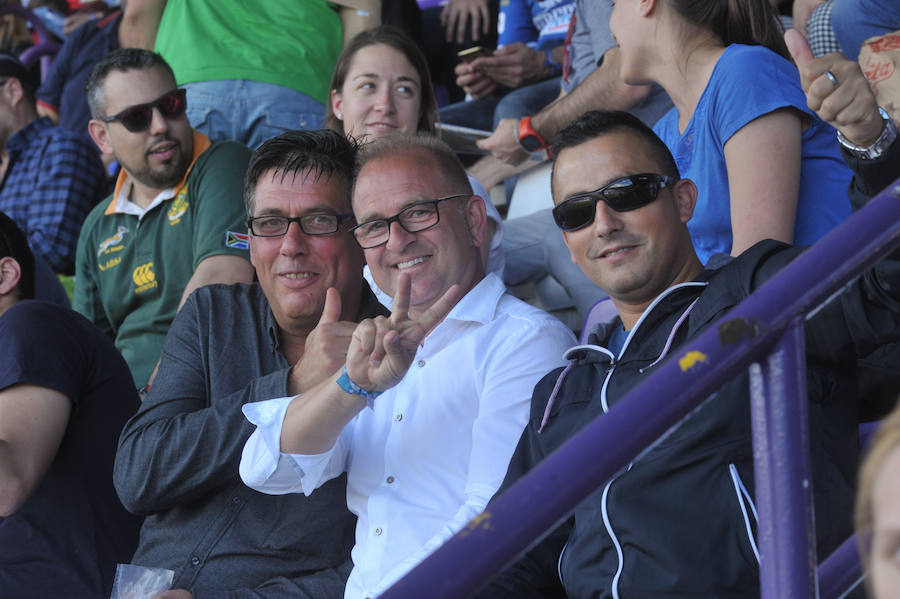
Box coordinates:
[336,366,381,408]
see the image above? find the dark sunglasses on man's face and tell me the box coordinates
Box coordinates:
[100,88,188,133]
[552,173,678,232]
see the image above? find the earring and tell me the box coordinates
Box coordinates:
[336,112,343,120]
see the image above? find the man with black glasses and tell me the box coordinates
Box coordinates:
[240,134,575,599]
[114,130,386,597]
[476,109,900,598]
[75,48,254,390]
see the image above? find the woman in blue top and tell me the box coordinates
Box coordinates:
[609,0,852,264]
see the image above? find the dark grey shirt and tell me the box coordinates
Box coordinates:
[113,282,386,599]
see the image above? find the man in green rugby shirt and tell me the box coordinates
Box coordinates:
[75,49,254,389]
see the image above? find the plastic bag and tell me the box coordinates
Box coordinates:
[109,563,174,599]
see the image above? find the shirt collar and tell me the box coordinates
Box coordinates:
[105,129,211,216]
[443,273,502,326]
[6,117,53,152]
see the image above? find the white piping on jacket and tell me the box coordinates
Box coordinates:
[729,463,760,563]
[596,281,709,598]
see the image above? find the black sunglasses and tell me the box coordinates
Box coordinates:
[552,173,678,232]
[101,88,188,133]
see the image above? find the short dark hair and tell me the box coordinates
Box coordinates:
[85,48,176,118]
[325,25,437,136]
[550,110,680,198]
[0,211,34,299]
[243,129,359,215]
[353,134,472,202]
[0,53,35,104]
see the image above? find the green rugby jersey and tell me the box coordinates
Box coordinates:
[74,131,252,387]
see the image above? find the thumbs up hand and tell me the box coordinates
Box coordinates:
[785,28,885,146]
[288,288,359,394]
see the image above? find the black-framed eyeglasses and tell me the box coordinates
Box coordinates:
[247,212,355,237]
[552,173,678,232]
[100,88,188,133]
[349,194,469,249]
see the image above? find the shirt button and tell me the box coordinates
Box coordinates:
[386,476,395,484]
[417,359,425,367]
[190,556,200,566]
[374,527,383,536]
[395,413,403,422]
[232,496,240,504]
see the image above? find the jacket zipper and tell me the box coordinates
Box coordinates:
[598,281,708,599]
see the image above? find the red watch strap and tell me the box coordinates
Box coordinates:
[518,116,548,152]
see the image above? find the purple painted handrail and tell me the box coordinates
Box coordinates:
[0,4,61,82]
[380,178,900,599]
[819,534,865,599]
[0,4,57,44]
[749,321,816,598]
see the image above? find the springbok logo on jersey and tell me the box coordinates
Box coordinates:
[132,262,158,293]
[97,225,129,257]
[168,189,189,225]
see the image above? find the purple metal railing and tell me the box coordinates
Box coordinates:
[380,178,900,599]
[749,320,817,598]
[820,535,866,599]
[0,4,61,82]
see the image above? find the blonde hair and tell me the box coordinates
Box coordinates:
[855,402,900,564]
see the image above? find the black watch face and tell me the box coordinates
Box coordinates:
[520,133,543,152]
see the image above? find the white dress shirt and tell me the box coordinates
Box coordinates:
[240,274,575,599]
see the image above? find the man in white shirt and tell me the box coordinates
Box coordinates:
[240,134,575,599]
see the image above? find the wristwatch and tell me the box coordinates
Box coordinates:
[517,116,548,154]
[837,107,898,160]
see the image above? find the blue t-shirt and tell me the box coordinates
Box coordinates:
[499,0,574,51]
[653,44,852,264]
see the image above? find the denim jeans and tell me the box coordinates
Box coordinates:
[502,208,606,320]
[184,79,325,149]
[439,77,562,131]
[831,0,900,61]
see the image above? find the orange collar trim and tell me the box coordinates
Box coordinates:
[105,129,212,216]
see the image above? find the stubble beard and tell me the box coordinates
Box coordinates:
[126,138,190,190]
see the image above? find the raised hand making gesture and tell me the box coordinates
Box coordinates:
[785,28,886,147]
[346,273,463,393]
[287,287,358,395]
[280,274,463,455]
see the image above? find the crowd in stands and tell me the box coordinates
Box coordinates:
[1,1,899,598]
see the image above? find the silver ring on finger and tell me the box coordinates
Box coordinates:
[824,70,839,89]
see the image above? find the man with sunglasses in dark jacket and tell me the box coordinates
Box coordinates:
[74,48,254,390]
[477,109,900,598]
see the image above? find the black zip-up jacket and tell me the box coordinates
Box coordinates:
[479,235,900,598]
